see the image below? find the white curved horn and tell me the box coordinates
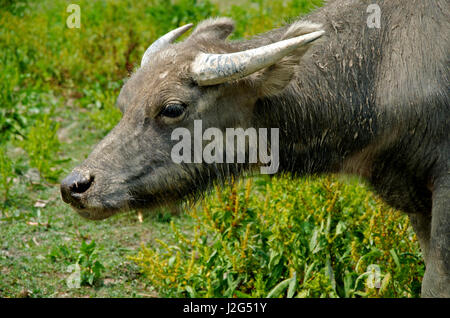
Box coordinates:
[141,23,193,67]
[191,30,325,86]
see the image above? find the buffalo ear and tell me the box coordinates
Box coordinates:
[252,21,324,97]
[188,17,235,41]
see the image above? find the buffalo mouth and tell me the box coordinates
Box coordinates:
[74,207,116,220]
[66,190,163,220]
[70,200,124,220]
[61,164,199,220]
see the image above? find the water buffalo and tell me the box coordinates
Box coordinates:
[61,0,449,297]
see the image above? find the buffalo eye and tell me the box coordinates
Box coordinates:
[160,103,186,118]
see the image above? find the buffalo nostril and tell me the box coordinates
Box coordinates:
[61,171,94,205]
[71,175,94,194]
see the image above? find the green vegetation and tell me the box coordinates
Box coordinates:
[0,0,423,298]
[132,176,423,298]
[48,240,105,287]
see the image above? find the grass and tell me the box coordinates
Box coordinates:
[0,0,423,298]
